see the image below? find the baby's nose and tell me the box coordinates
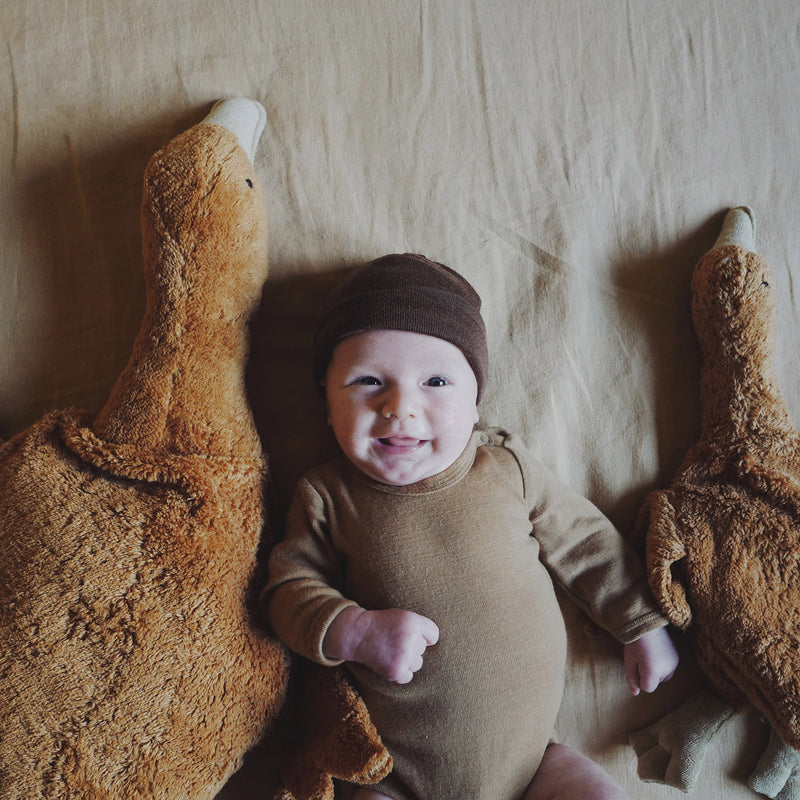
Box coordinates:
[381,387,416,420]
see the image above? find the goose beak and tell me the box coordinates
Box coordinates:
[713,206,756,252]
[203,97,267,164]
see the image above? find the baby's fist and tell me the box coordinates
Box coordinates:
[325,606,439,684]
[624,626,679,696]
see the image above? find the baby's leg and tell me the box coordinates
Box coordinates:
[523,743,631,800]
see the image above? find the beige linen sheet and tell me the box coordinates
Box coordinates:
[4,2,799,798]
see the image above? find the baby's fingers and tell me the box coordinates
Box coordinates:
[627,662,658,696]
[393,652,425,685]
[418,614,440,646]
[396,612,438,682]
[625,658,643,696]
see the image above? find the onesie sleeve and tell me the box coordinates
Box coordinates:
[502,433,667,643]
[262,477,358,665]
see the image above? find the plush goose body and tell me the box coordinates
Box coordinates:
[644,208,800,747]
[0,99,290,800]
[632,209,800,799]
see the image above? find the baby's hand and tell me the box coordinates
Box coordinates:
[324,606,439,684]
[624,626,679,696]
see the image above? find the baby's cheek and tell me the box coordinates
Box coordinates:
[450,406,479,435]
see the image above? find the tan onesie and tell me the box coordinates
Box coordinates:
[265,429,666,800]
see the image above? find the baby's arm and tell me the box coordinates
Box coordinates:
[510,439,680,695]
[624,626,679,695]
[324,606,440,685]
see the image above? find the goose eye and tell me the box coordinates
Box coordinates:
[246,178,254,188]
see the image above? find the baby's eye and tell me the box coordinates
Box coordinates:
[424,376,448,387]
[351,376,381,386]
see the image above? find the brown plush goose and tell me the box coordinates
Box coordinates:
[0,99,291,799]
[630,207,800,799]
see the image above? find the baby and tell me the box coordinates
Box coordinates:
[264,254,679,800]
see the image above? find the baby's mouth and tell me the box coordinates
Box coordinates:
[377,436,427,449]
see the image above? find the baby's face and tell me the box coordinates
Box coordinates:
[325,329,480,486]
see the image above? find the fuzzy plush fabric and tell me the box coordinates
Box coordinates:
[639,217,800,750]
[0,106,292,799]
[275,662,393,800]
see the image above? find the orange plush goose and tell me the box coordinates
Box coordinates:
[0,99,290,800]
[631,207,800,799]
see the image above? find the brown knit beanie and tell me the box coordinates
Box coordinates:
[313,253,489,400]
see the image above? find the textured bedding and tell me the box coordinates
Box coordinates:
[4,2,800,798]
